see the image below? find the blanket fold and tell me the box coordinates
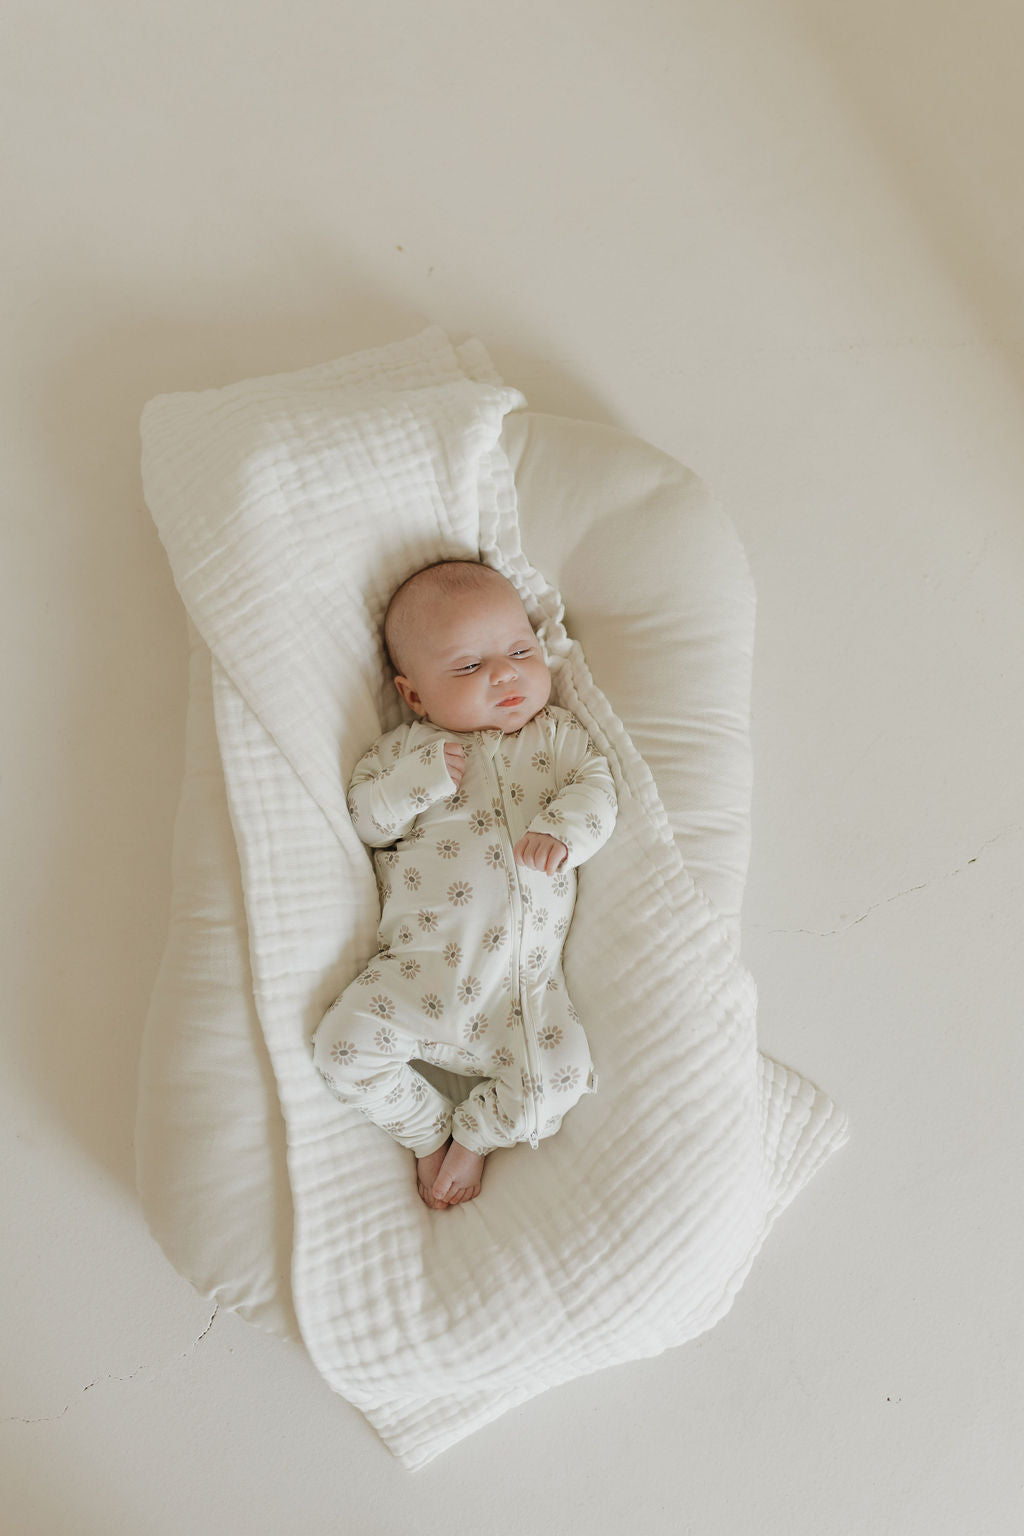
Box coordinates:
[140,326,847,1469]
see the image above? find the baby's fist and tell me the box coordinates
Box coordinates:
[443,742,466,788]
[513,831,568,875]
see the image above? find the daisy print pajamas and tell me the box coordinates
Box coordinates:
[312,705,617,1157]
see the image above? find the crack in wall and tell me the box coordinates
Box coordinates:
[4,1304,219,1426]
[763,829,1015,938]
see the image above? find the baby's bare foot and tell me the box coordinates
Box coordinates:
[432,1139,485,1205]
[417,1139,452,1210]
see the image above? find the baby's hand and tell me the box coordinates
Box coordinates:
[443,742,467,788]
[513,831,568,875]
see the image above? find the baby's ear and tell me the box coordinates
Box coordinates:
[393,674,424,715]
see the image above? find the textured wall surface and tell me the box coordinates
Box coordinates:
[3,2,1021,1531]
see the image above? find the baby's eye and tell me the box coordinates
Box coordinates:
[455,663,480,673]
[511,649,531,657]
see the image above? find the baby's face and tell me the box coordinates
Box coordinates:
[393,583,552,733]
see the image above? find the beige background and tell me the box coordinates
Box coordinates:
[3,2,1022,1531]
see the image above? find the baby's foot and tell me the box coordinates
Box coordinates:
[432,1139,485,1206]
[416,1139,452,1210]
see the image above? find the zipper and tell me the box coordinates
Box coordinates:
[476,732,542,1149]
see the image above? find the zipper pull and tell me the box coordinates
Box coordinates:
[529,1130,539,1150]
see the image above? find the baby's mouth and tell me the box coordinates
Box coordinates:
[496,695,525,707]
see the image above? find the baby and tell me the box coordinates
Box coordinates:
[312,559,617,1210]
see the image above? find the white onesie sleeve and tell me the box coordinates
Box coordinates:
[346,731,454,847]
[527,712,618,870]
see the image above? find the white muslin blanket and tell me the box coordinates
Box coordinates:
[140,326,848,1469]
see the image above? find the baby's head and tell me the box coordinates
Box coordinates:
[384,561,551,733]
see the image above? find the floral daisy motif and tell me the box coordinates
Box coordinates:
[540,806,565,826]
[538,788,557,811]
[522,1070,543,1096]
[418,743,439,764]
[403,867,422,891]
[553,871,570,896]
[469,809,494,836]
[484,843,504,870]
[443,940,462,968]
[562,767,579,786]
[495,1104,517,1134]
[585,811,603,836]
[545,975,560,991]
[377,879,392,902]
[500,968,513,995]
[391,740,402,759]
[465,1012,488,1041]
[370,816,396,837]
[492,1046,515,1069]
[409,786,430,809]
[453,1106,480,1135]
[445,788,469,812]
[417,909,439,932]
[346,797,361,822]
[417,1039,441,1063]
[369,994,395,1021]
[491,797,503,817]
[374,1024,398,1051]
[357,967,383,987]
[532,906,549,930]
[435,837,460,860]
[396,924,414,945]
[399,957,422,980]
[430,1111,450,1138]
[420,992,444,1020]
[353,1077,376,1094]
[406,824,426,843]
[554,917,569,939]
[382,1119,407,1136]
[457,975,482,1005]
[501,753,512,770]
[448,879,473,906]
[508,781,525,804]
[506,1000,523,1029]
[567,1001,580,1024]
[380,850,399,868]
[520,888,532,912]
[527,945,548,971]
[410,1075,428,1102]
[531,750,552,773]
[483,924,507,953]
[456,1047,482,1069]
[329,1040,357,1067]
[384,1082,405,1105]
[537,1023,564,1051]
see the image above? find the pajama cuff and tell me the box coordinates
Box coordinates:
[409,1124,453,1158]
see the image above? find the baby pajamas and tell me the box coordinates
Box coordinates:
[312,705,617,1156]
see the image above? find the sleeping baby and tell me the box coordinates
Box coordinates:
[312,560,617,1210]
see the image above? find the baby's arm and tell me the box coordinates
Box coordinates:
[524,714,618,870]
[346,732,457,847]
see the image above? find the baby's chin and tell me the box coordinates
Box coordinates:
[429,701,545,733]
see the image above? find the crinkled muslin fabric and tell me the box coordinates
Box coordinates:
[138,326,848,1469]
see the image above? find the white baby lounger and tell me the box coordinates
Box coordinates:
[137,327,848,1469]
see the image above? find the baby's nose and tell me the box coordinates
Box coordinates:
[490,659,517,684]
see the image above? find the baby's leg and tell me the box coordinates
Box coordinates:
[426,1068,529,1205]
[311,974,455,1158]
